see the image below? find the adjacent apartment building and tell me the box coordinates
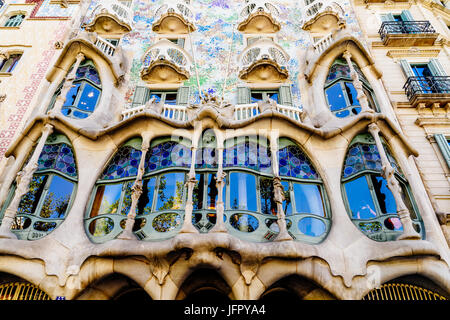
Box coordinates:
[0,0,448,300]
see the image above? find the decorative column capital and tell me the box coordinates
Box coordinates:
[367,122,380,136]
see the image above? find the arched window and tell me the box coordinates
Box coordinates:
[277,138,330,243]
[0,133,78,240]
[58,59,102,119]
[341,133,423,242]
[85,137,192,243]
[325,56,377,118]
[0,54,22,73]
[222,136,274,242]
[4,14,25,27]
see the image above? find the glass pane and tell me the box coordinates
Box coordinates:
[150,93,162,104]
[76,83,100,112]
[370,176,397,214]
[229,213,259,233]
[137,177,156,215]
[281,181,292,215]
[90,183,122,217]
[120,181,134,216]
[250,92,263,103]
[344,176,377,220]
[18,175,48,215]
[193,173,205,210]
[152,213,181,232]
[325,83,347,111]
[89,217,114,237]
[298,217,326,237]
[207,173,219,209]
[164,93,177,105]
[156,172,185,210]
[260,177,276,215]
[293,183,325,216]
[39,175,74,219]
[229,172,257,211]
[63,82,81,107]
[268,92,279,103]
[344,82,360,106]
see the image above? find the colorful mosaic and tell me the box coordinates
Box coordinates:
[196,147,218,169]
[37,143,77,178]
[278,145,319,179]
[326,60,369,86]
[145,141,192,172]
[101,146,142,180]
[76,62,101,86]
[223,141,272,173]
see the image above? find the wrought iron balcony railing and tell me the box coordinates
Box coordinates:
[403,76,450,101]
[379,21,436,41]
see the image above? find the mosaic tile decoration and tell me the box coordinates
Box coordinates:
[223,141,272,173]
[195,147,218,169]
[145,141,192,172]
[37,143,77,178]
[101,146,142,180]
[278,145,319,179]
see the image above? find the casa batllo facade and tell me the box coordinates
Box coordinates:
[0,0,448,301]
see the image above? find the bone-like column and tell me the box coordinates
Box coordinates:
[368,123,421,240]
[0,124,54,239]
[118,134,151,240]
[179,145,199,234]
[211,144,227,233]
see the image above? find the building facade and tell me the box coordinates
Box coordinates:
[0,0,448,301]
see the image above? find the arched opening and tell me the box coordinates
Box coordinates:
[177,269,233,302]
[0,273,51,300]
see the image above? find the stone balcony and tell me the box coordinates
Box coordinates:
[378,21,439,47]
[301,0,345,32]
[238,37,290,83]
[140,39,192,84]
[152,0,196,34]
[83,0,133,34]
[237,0,281,33]
[403,76,450,108]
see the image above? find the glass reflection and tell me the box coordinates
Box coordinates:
[156,173,185,210]
[229,172,257,211]
[344,176,377,219]
[39,175,74,219]
[18,175,48,215]
[137,177,156,215]
[298,217,326,237]
[91,183,122,217]
[293,183,325,216]
[260,178,276,215]
[325,83,346,111]
[370,176,396,214]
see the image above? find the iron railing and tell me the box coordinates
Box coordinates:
[379,21,436,41]
[363,283,447,300]
[403,76,450,101]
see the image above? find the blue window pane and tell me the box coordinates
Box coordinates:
[165,93,177,105]
[138,177,156,214]
[156,173,185,211]
[229,172,257,211]
[268,92,278,103]
[77,83,100,112]
[193,173,204,210]
[298,217,326,237]
[18,175,48,215]
[207,173,220,209]
[260,178,275,215]
[64,83,81,107]
[293,183,325,216]
[39,175,74,219]
[325,83,347,111]
[251,92,263,103]
[150,93,162,104]
[281,181,292,215]
[344,176,377,219]
[344,82,360,106]
[94,183,123,215]
[371,176,397,214]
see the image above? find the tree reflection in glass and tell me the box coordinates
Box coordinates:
[39,175,74,219]
[91,183,122,216]
[229,172,257,211]
[137,177,156,215]
[260,177,276,215]
[156,172,185,210]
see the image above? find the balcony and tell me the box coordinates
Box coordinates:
[238,38,289,83]
[234,102,303,121]
[83,0,133,34]
[301,0,345,32]
[140,39,192,84]
[237,0,281,33]
[152,0,195,34]
[122,103,188,122]
[403,76,450,108]
[378,21,438,46]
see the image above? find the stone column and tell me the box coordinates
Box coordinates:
[48,52,85,116]
[270,138,292,241]
[118,134,151,240]
[0,124,54,239]
[343,50,374,114]
[179,146,199,234]
[368,123,421,240]
[211,145,227,233]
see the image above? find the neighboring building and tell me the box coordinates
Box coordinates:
[0,0,448,301]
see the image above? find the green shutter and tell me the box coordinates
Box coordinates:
[237,86,251,104]
[400,10,414,21]
[400,59,415,78]
[435,134,450,168]
[176,86,190,105]
[132,86,150,107]
[177,38,185,48]
[381,14,395,22]
[428,58,447,77]
[279,85,293,106]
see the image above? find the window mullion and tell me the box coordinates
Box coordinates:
[35,174,54,218]
[366,174,382,218]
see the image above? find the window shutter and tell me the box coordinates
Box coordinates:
[237,86,251,104]
[435,134,450,168]
[399,59,415,78]
[428,58,447,76]
[400,10,414,21]
[176,86,190,105]
[177,38,185,48]
[132,86,150,107]
[380,14,395,22]
[278,85,293,106]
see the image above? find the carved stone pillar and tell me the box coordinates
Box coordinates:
[270,139,293,241]
[118,135,151,240]
[343,50,374,114]
[368,123,421,240]
[49,52,85,116]
[0,124,54,239]
[179,146,199,234]
[211,146,227,233]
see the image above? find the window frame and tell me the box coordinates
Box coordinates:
[0,53,21,73]
[3,13,25,27]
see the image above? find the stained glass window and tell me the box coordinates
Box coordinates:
[37,143,77,178]
[100,146,142,180]
[145,141,191,172]
[223,138,271,173]
[278,144,318,180]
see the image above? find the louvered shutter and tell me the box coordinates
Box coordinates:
[435,134,450,168]
[176,86,190,105]
[237,86,251,104]
[278,85,293,106]
[132,86,150,107]
[428,58,447,76]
